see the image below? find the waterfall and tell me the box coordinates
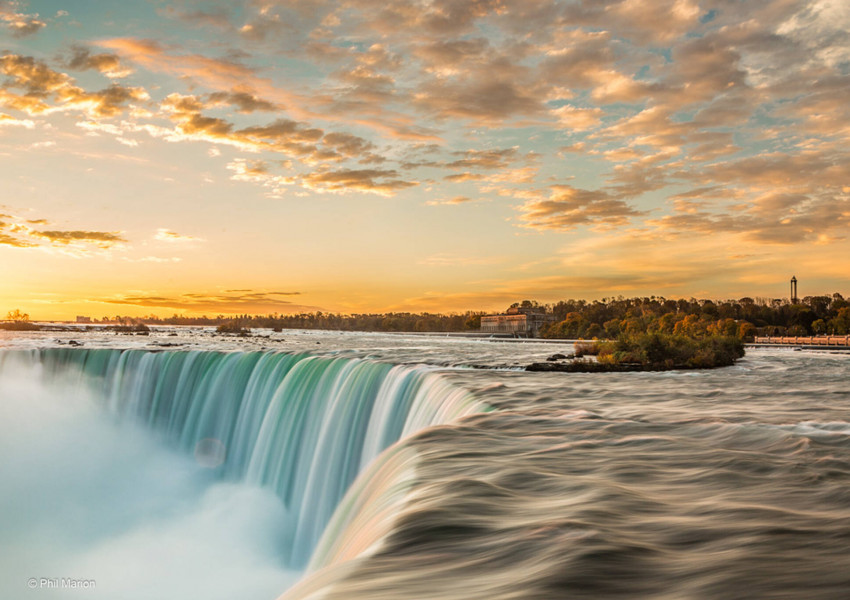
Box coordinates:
[0,348,488,569]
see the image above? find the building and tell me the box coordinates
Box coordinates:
[75,316,92,323]
[480,306,556,337]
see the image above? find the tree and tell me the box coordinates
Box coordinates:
[464,314,482,330]
[1,308,39,330]
[5,309,30,322]
[738,321,757,340]
[829,307,850,334]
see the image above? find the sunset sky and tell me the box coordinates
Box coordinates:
[1,0,849,319]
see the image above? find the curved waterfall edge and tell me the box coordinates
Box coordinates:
[0,347,493,576]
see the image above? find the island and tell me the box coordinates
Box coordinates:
[527,333,746,372]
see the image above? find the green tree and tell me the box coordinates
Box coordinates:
[829,307,850,334]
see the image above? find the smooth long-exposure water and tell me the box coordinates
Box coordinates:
[1,329,848,599]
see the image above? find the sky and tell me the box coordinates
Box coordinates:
[1,0,849,319]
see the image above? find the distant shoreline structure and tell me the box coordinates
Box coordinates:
[753,335,850,348]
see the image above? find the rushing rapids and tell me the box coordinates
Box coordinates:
[2,336,850,600]
[284,351,850,600]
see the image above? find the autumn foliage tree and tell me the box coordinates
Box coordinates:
[540,294,850,340]
[1,309,39,331]
[5,309,29,322]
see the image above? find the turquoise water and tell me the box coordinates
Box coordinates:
[0,347,486,599]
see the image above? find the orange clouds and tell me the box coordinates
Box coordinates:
[0,0,44,37]
[0,53,69,95]
[445,148,520,170]
[414,74,543,124]
[302,168,417,196]
[425,196,477,206]
[32,230,126,245]
[552,105,604,130]
[95,37,315,122]
[65,46,133,79]
[207,91,279,113]
[0,54,147,118]
[101,290,318,315]
[0,111,34,127]
[154,229,204,243]
[97,38,253,88]
[518,185,644,231]
[0,213,126,252]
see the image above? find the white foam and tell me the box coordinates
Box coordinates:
[0,365,299,600]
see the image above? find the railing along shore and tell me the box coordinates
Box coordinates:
[754,335,850,347]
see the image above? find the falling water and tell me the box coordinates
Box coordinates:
[0,348,488,598]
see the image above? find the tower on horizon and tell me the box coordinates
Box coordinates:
[791,276,798,304]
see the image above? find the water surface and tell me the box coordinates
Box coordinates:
[1,331,847,599]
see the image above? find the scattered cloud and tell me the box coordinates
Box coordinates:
[127,256,182,264]
[302,168,417,196]
[649,189,850,245]
[414,74,544,124]
[0,231,36,247]
[518,185,645,232]
[425,196,477,206]
[154,229,204,243]
[0,0,45,37]
[206,90,278,113]
[0,54,148,118]
[418,253,501,266]
[446,148,520,170]
[0,112,34,127]
[225,159,292,197]
[64,46,133,78]
[100,291,320,315]
[0,212,126,252]
[96,37,311,121]
[97,37,253,86]
[32,230,126,246]
[552,105,605,131]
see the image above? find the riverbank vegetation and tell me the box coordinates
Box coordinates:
[576,333,745,369]
[95,311,486,333]
[0,309,40,331]
[540,294,850,339]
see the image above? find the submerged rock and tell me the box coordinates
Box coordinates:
[526,360,736,372]
[527,361,645,372]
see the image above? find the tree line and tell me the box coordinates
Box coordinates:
[540,294,850,339]
[95,311,485,333]
[6,293,850,338]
